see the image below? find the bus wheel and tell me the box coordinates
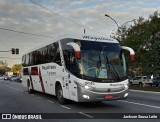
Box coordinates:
[27,80,33,94]
[56,84,67,104]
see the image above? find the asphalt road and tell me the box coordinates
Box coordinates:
[0,79,160,122]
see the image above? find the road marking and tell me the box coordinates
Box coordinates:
[46,100,55,103]
[130,89,160,94]
[119,100,160,109]
[78,112,93,118]
[24,92,28,94]
[30,94,35,96]
[60,105,71,110]
[37,97,42,99]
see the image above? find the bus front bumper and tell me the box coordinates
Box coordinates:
[77,86,129,102]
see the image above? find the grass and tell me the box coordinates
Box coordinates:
[129,86,160,92]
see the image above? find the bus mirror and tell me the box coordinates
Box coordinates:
[121,46,135,61]
[67,42,81,59]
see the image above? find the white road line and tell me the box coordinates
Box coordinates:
[37,97,42,99]
[60,105,71,110]
[129,89,160,94]
[24,92,28,94]
[119,100,160,109]
[30,94,35,96]
[46,100,55,103]
[79,112,94,118]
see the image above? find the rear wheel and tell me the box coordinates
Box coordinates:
[56,84,67,104]
[27,80,33,94]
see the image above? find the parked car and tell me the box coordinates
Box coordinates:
[0,75,4,80]
[152,76,160,87]
[130,76,153,87]
[9,75,22,83]
[4,75,10,80]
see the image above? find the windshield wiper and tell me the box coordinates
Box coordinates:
[106,54,120,79]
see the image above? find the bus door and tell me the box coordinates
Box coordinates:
[64,49,78,101]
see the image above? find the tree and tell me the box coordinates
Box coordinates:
[0,60,11,75]
[116,11,160,76]
[11,64,22,76]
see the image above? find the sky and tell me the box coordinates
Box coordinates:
[0,0,160,67]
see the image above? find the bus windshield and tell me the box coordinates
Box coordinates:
[78,41,127,81]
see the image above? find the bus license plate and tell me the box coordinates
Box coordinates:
[104,94,113,99]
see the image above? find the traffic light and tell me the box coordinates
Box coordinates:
[11,48,19,54]
[11,48,15,54]
[16,48,19,54]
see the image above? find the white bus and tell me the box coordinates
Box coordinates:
[22,34,135,104]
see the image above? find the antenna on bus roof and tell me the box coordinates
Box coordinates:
[84,29,86,34]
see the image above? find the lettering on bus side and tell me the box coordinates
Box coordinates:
[42,65,56,70]
[84,81,95,85]
[47,71,56,75]
[41,65,57,75]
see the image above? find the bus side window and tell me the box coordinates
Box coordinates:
[26,54,30,66]
[22,55,26,66]
[54,50,62,66]
[69,51,77,75]
[64,49,77,75]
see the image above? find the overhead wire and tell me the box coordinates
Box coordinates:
[29,0,106,36]
[0,27,55,38]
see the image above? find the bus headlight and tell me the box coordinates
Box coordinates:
[124,84,129,89]
[74,81,95,90]
[84,85,91,90]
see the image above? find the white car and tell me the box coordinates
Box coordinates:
[0,75,4,80]
[130,76,153,87]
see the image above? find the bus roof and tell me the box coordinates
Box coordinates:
[23,34,119,55]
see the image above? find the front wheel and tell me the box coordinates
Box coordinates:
[56,84,67,104]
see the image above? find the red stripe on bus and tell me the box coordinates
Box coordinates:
[31,67,38,75]
[29,75,34,90]
[39,68,45,93]
[29,68,34,90]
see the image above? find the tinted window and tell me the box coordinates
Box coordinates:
[22,42,61,66]
[23,68,29,75]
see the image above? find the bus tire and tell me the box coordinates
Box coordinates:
[56,84,67,104]
[27,80,33,94]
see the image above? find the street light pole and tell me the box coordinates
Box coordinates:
[105,14,136,29]
[120,19,136,29]
[105,14,119,29]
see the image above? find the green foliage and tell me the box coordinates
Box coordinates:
[118,11,160,76]
[0,60,10,75]
[11,64,22,76]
